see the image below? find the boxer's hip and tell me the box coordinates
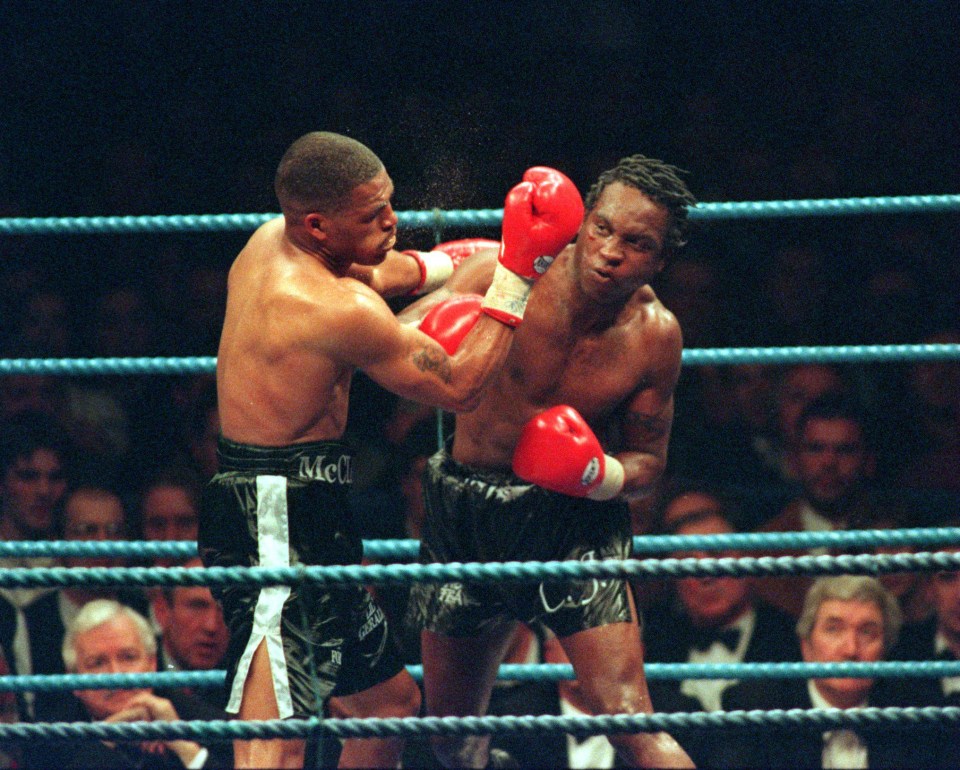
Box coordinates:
[199,435,360,570]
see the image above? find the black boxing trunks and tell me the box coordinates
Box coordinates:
[406,451,632,640]
[198,437,404,719]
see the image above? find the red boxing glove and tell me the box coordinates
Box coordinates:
[405,239,495,295]
[433,238,500,262]
[482,167,584,327]
[512,405,625,501]
[418,294,483,355]
[499,166,584,280]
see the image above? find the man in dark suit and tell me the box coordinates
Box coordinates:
[887,541,960,766]
[25,483,149,721]
[718,575,944,768]
[0,595,23,769]
[152,558,230,710]
[642,489,800,766]
[26,599,232,769]
[892,564,960,688]
[753,395,879,617]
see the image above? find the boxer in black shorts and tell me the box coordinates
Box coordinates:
[200,438,406,720]
[408,451,633,640]
[400,155,697,767]
[209,131,580,768]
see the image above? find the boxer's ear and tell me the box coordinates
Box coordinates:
[304,212,328,242]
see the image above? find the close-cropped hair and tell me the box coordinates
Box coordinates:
[54,483,127,539]
[653,477,745,535]
[131,464,202,539]
[159,557,203,603]
[795,392,869,441]
[0,409,72,475]
[796,575,903,652]
[274,131,384,218]
[663,505,741,537]
[62,599,156,672]
[138,464,202,509]
[584,154,697,256]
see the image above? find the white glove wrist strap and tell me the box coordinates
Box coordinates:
[412,251,454,294]
[481,263,533,325]
[587,455,625,501]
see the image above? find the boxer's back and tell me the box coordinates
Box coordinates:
[217,218,354,446]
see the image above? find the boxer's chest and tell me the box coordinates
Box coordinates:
[506,320,642,420]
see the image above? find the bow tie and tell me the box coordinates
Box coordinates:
[691,626,742,653]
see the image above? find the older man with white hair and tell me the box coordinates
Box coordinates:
[716,576,941,769]
[26,599,231,769]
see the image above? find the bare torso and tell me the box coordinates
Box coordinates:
[217,218,357,445]
[453,247,677,469]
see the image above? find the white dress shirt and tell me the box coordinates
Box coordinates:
[934,631,960,696]
[799,503,836,556]
[681,609,755,711]
[808,681,868,769]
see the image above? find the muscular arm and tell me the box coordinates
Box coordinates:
[346,249,423,298]
[618,393,675,497]
[334,283,513,413]
[614,316,683,498]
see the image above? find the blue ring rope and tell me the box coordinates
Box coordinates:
[1,343,957,377]
[366,527,960,560]
[4,526,958,560]
[0,551,958,589]
[5,660,960,693]
[2,194,960,236]
[0,707,955,742]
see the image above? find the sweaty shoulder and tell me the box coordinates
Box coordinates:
[313,276,404,365]
[635,286,681,343]
[625,287,683,383]
[230,226,390,350]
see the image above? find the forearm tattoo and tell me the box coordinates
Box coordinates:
[412,345,452,383]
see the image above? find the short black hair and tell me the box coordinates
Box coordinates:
[0,410,72,476]
[274,131,384,218]
[656,478,745,535]
[584,154,696,256]
[796,392,869,440]
[130,464,203,539]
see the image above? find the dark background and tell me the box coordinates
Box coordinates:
[1,1,958,489]
[0,7,957,756]
[3,2,958,216]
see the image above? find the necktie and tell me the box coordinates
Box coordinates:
[691,627,742,653]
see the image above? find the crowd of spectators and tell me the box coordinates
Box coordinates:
[0,163,959,769]
[0,5,957,764]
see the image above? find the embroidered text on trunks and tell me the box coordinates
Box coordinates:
[297,455,354,484]
[538,550,613,614]
[358,603,386,642]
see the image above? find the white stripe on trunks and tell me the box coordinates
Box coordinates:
[226,474,294,719]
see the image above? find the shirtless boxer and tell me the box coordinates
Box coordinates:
[198,131,583,768]
[403,154,698,768]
